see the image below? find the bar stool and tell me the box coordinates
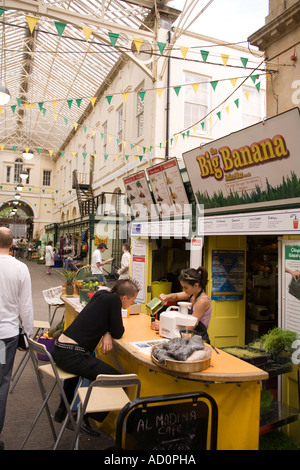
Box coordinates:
[19,338,83,450]
[70,374,141,450]
[10,320,51,393]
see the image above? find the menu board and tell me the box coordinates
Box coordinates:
[146,158,191,217]
[123,170,154,218]
[131,238,147,303]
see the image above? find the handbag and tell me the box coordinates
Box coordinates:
[18,328,29,350]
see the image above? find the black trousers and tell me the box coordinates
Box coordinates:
[51,342,120,408]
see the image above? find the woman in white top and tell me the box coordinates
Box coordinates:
[117,243,131,280]
[45,241,54,275]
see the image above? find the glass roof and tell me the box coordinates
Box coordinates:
[0,0,182,157]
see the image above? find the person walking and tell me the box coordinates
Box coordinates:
[45,240,54,275]
[91,243,112,286]
[117,243,131,279]
[0,227,34,450]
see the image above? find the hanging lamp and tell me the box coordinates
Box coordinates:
[22,148,34,160]
[20,169,29,179]
[14,192,21,200]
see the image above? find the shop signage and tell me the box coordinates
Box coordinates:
[283,241,300,338]
[211,250,245,301]
[183,108,300,214]
[131,219,190,238]
[123,170,154,219]
[146,158,191,217]
[199,208,300,236]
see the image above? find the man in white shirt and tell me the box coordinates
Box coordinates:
[0,227,34,450]
[91,243,113,286]
[117,243,131,280]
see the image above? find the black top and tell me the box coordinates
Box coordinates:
[64,290,124,352]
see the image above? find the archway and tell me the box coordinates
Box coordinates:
[0,200,35,240]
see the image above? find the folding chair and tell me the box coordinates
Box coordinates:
[10,320,51,394]
[70,374,141,450]
[115,391,218,450]
[19,338,83,450]
[42,286,65,325]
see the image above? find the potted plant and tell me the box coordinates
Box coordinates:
[62,268,75,295]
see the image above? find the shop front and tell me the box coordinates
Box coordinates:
[183,107,300,442]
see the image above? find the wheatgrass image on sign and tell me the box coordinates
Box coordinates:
[183,108,300,215]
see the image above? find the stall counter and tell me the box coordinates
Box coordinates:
[62,294,269,450]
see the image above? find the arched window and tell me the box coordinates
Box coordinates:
[14,158,23,184]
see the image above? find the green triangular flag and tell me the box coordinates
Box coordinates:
[12,145,17,152]
[16,98,22,107]
[250,75,258,83]
[36,148,42,154]
[83,126,87,133]
[182,132,185,139]
[173,86,181,96]
[42,108,46,116]
[11,105,16,114]
[130,144,134,149]
[125,155,129,160]
[234,98,239,108]
[255,82,261,92]
[200,50,209,63]
[106,95,112,105]
[138,91,146,101]
[64,117,68,125]
[157,42,166,55]
[201,122,205,130]
[60,151,65,157]
[108,32,119,47]
[187,130,190,137]
[0,9,7,17]
[100,133,104,139]
[104,154,108,160]
[240,57,248,68]
[38,102,44,111]
[139,156,143,161]
[76,98,82,108]
[116,139,119,145]
[217,111,221,120]
[83,152,87,159]
[67,99,73,109]
[55,21,66,37]
[210,81,218,91]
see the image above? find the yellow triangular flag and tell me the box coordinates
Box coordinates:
[114,154,118,160]
[108,135,112,143]
[225,105,230,114]
[93,153,97,159]
[180,46,189,59]
[48,149,53,156]
[52,100,58,110]
[135,155,139,161]
[92,130,96,137]
[208,117,212,126]
[0,144,5,151]
[244,91,250,100]
[175,135,179,142]
[71,152,76,158]
[123,141,126,148]
[82,26,93,42]
[90,97,97,107]
[221,54,229,66]
[53,113,58,121]
[74,122,78,130]
[230,78,238,88]
[156,89,164,98]
[136,145,139,151]
[0,108,3,116]
[30,103,34,108]
[122,93,129,103]
[25,147,30,153]
[26,16,38,34]
[24,103,30,111]
[192,83,199,94]
[133,38,144,52]
[193,126,196,133]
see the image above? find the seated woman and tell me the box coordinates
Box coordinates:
[52,279,139,423]
[160,267,211,343]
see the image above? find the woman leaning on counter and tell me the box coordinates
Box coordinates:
[160,267,212,343]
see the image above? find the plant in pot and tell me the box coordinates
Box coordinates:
[62,269,75,295]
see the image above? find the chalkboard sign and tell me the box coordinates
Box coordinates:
[116,392,218,450]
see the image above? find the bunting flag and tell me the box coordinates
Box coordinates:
[82,26,93,42]
[90,97,97,107]
[173,86,181,96]
[122,93,129,103]
[157,42,166,55]
[180,46,189,59]
[221,54,229,67]
[0,8,6,17]
[192,83,199,94]
[55,21,67,37]
[106,95,112,105]
[133,38,144,52]
[26,16,38,33]
[200,50,209,63]
[210,81,218,91]
[108,32,119,47]
[156,89,164,98]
